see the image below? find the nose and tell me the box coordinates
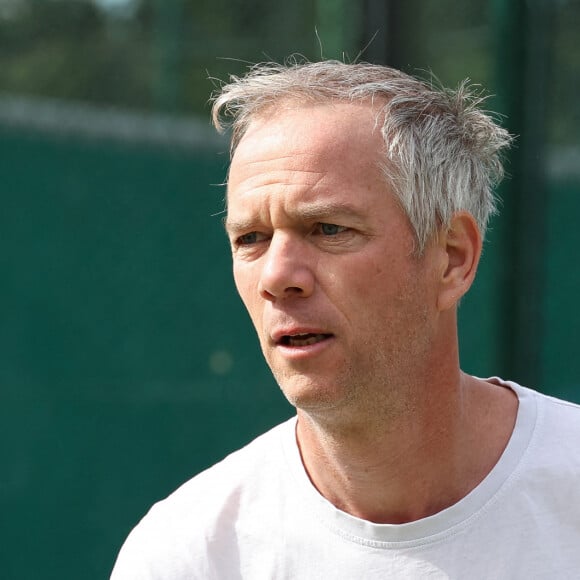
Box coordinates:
[258,232,315,301]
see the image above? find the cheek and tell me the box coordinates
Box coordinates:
[233,265,255,307]
[347,257,428,321]
[233,257,256,291]
[232,264,246,298]
[342,255,401,296]
[233,264,266,327]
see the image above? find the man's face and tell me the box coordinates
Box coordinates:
[226,102,443,421]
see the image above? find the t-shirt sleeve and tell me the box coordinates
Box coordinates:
[109,506,206,580]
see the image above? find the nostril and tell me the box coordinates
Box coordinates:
[257,244,315,299]
[259,287,276,301]
[259,284,305,301]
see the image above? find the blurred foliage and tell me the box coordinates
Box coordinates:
[397,0,492,85]
[0,0,320,114]
[0,0,152,107]
[0,0,578,143]
[550,2,580,146]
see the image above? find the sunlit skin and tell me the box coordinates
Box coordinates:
[226,101,518,523]
[227,102,441,420]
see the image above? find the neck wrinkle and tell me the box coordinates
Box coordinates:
[294,372,515,525]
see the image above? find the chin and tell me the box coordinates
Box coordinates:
[276,374,347,412]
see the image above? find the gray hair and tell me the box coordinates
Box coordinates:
[211,59,512,252]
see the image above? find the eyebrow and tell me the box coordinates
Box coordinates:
[294,201,366,221]
[225,201,366,234]
[224,216,256,235]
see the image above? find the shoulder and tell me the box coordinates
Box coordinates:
[512,381,580,438]
[168,417,293,504]
[484,378,580,486]
[111,417,296,579]
[530,386,580,459]
[538,389,580,423]
[507,381,580,486]
[490,378,580,437]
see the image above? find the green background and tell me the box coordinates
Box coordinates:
[1,0,579,577]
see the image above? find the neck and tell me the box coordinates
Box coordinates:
[295,372,518,524]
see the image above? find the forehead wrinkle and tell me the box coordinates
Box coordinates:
[228,158,325,193]
[290,200,367,222]
[232,146,318,174]
[240,151,315,165]
[225,200,367,235]
[236,169,325,189]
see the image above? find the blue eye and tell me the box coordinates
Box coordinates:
[238,232,259,245]
[319,223,345,235]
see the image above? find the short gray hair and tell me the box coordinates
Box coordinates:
[211,59,512,252]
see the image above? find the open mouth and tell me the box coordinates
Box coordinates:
[280,333,333,347]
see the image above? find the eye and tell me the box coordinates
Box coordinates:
[235,231,268,246]
[316,223,347,236]
[238,232,258,245]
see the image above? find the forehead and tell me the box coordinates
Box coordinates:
[224,101,408,239]
[227,102,386,202]
[233,101,381,165]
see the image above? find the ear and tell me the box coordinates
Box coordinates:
[436,211,482,312]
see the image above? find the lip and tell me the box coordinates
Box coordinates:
[271,327,332,344]
[270,327,335,359]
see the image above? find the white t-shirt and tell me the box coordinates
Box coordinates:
[111,380,580,579]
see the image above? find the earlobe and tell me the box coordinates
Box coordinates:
[436,212,482,311]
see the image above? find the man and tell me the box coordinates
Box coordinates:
[112,61,580,578]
